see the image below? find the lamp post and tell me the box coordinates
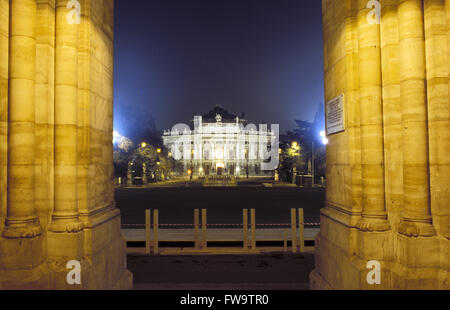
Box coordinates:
[190,149,194,181]
[244,149,249,179]
[292,142,299,185]
[312,140,314,187]
[312,131,329,187]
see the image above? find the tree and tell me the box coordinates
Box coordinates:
[113,134,134,180]
[278,103,326,182]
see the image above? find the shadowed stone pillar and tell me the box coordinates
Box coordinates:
[356,0,390,231]
[397,0,436,236]
[49,0,83,232]
[3,0,42,238]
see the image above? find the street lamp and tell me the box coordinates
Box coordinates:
[244,149,249,179]
[141,142,147,148]
[157,148,161,153]
[320,131,329,145]
[312,131,329,187]
[291,142,300,184]
[190,149,194,180]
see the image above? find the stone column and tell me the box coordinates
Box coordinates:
[49,0,83,232]
[356,0,390,231]
[3,0,42,238]
[397,0,435,236]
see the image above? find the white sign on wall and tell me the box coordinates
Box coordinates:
[326,94,345,135]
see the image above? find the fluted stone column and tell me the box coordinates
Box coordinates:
[3,0,42,238]
[49,0,83,232]
[356,0,390,231]
[398,0,436,236]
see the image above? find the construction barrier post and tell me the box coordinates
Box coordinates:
[251,208,256,250]
[202,209,207,249]
[145,209,151,255]
[194,209,200,249]
[153,209,159,254]
[243,209,248,249]
[298,208,304,253]
[291,208,297,253]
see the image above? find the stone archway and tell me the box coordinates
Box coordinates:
[0,0,448,290]
[0,0,132,289]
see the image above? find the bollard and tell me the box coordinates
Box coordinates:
[298,208,304,253]
[194,209,200,249]
[251,208,256,250]
[202,209,207,249]
[145,209,151,255]
[291,208,297,253]
[153,209,159,254]
[243,209,248,249]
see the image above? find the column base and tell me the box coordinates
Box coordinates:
[47,229,85,289]
[48,218,84,233]
[2,221,42,239]
[398,220,436,237]
[356,217,391,232]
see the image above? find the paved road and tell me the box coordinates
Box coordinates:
[115,186,325,226]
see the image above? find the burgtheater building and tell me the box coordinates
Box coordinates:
[163,106,276,176]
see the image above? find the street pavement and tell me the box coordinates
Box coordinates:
[120,178,323,290]
[128,252,315,290]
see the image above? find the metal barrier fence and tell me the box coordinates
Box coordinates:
[122,208,320,254]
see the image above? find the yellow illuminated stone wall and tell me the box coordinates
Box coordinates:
[311,0,449,289]
[0,0,132,289]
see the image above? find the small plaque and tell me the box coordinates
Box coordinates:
[326,94,345,135]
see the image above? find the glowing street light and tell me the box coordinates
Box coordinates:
[141,142,147,148]
[292,141,299,149]
[113,131,122,143]
[157,148,161,153]
[320,131,329,145]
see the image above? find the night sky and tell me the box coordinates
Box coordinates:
[113,0,324,137]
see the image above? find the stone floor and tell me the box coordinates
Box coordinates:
[127,251,315,290]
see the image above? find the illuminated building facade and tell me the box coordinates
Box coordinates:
[163,106,276,176]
